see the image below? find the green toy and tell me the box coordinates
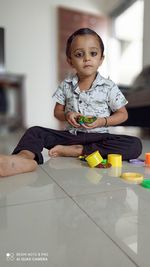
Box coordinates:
[77,116,97,125]
[141,179,150,189]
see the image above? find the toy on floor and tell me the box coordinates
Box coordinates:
[79,151,112,168]
[96,159,111,168]
[129,159,144,165]
[145,153,150,165]
[85,151,103,167]
[120,172,144,184]
[129,153,150,166]
[107,154,122,167]
[96,162,112,168]
[80,151,150,188]
[141,179,150,188]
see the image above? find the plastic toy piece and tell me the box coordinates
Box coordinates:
[145,153,150,165]
[129,159,144,165]
[78,155,86,161]
[120,172,144,184]
[77,116,97,125]
[96,162,112,168]
[101,159,107,164]
[107,154,122,167]
[85,151,103,168]
[141,179,150,188]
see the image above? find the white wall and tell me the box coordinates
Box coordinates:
[143,0,150,67]
[0,0,102,129]
[1,0,148,129]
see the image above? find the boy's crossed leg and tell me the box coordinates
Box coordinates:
[48,145,83,157]
[0,150,37,177]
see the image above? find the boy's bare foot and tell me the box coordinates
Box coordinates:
[48,145,83,157]
[0,155,38,177]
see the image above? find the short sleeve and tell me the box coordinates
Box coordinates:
[52,81,66,105]
[108,84,128,112]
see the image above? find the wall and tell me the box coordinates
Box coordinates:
[1,0,149,130]
[143,0,150,67]
[0,0,102,129]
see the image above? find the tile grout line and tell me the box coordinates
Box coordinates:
[41,167,139,267]
[40,166,131,197]
[72,197,140,267]
[40,167,74,197]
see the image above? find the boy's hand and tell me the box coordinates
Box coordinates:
[65,111,82,127]
[77,116,97,125]
[82,117,105,129]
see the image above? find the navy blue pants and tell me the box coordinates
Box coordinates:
[12,126,142,164]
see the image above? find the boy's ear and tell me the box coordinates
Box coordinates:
[99,55,105,66]
[67,57,73,67]
[102,55,105,61]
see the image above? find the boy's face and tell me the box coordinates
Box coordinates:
[67,34,104,78]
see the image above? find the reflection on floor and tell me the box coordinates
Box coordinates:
[0,126,150,267]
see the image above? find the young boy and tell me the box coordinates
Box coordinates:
[0,28,142,177]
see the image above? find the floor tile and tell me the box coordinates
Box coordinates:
[42,157,133,197]
[0,131,150,267]
[0,167,66,207]
[0,197,137,267]
[73,185,150,267]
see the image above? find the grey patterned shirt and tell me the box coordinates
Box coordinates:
[53,72,128,134]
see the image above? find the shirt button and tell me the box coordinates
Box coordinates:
[79,100,82,103]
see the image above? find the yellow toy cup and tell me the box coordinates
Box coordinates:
[107,154,122,167]
[85,151,103,168]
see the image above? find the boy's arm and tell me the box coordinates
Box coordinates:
[54,102,82,127]
[105,106,128,126]
[54,103,66,121]
[82,106,128,129]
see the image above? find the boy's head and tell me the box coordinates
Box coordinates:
[66,28,104,59]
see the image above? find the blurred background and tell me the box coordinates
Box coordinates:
[0,0,149,148]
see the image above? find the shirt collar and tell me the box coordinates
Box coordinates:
[92,72,107,86]
[65,74,79,93]
[65,74,78,85]
[64,72,106,90]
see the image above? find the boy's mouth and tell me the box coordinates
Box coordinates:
[83,65,92,68]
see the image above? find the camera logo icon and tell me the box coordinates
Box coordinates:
[6,252,15,261]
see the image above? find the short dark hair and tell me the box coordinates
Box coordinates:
[66,28,104,59]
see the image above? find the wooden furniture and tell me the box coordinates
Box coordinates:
[0,73,25,130]
[58,7,108,82]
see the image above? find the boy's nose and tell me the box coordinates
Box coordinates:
[84,53,90,61]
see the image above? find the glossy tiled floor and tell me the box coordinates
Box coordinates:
[0,128,150,267]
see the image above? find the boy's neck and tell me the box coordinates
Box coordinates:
[78,73,97,91]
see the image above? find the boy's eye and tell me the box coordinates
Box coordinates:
[90,51,98,57]
[74,51,84,58]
